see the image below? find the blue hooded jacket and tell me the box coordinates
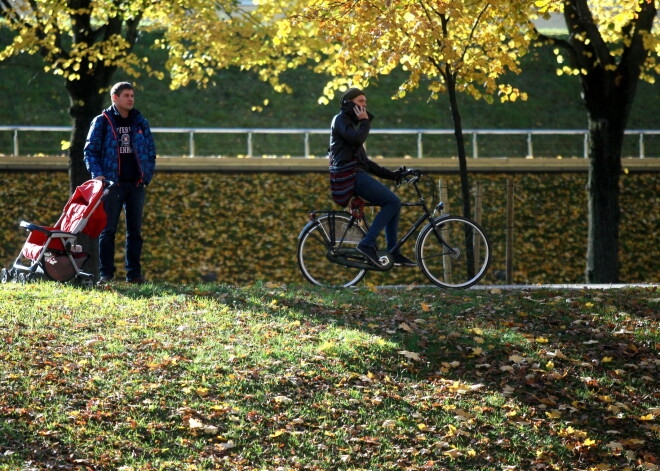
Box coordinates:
[84,105,156,185]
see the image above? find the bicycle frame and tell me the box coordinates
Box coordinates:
[359,177,453,257]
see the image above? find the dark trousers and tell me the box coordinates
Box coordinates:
[99,182,145,281]
[353,171,401,252]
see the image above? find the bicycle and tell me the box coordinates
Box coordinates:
[297,169,492,288]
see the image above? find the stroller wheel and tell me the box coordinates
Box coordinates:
[1,268,10,284]
[77,275,95,289]
[17,272,27,284]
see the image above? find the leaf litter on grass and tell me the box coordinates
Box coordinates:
[0,282,657,470]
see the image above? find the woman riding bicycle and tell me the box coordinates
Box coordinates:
[328,87,416,267]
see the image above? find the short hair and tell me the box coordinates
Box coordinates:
[110,82,134,98]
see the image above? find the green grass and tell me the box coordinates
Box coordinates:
[1,29,658,157]
[1,282,658,470]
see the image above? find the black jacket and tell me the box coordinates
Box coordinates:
[328,103,397,180]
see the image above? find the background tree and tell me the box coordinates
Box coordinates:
[236,0,537,224]
[0,0,260,275]
[0,0,256,193]
[532,0,658,283]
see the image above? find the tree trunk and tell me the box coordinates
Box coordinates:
[445,73,471,220]
[585,118,622,283]
[445,72,477,279]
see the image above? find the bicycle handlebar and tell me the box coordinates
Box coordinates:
[397,168,422,186]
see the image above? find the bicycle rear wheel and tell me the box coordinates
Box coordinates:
[416,216,491,288]
[297,215,367,288]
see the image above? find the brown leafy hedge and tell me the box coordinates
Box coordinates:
[0,171,657,284]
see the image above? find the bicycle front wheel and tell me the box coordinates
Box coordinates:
[416,216,492,288]
[297,215,367,288]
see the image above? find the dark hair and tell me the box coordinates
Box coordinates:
[110,82,134,98]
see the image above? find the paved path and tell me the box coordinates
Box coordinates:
[382,284,658,290]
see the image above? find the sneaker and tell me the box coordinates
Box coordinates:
[393,253,417,267]
[356,243,380,265]
[127,276,148,284]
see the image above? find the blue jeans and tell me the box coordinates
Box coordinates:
[99,183,145,281]
[353,171,401,252]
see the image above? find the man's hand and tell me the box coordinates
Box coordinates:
[354,104,368,120]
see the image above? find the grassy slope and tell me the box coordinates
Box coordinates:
[0,282,658,470]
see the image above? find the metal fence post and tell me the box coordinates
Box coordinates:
[472,133,478,159]
[417,132,423,159]
[640,132,645,159]
[506,179,515,285]
[13,129,19,157]
[189,131,195,158]
[526,133,533,158]
[583,132,589,159]
[304,132,310,158]
[247,132,253,158]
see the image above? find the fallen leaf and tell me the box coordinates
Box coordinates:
[273,395,293,404]
[189,418,204,429]
[399,323,414,333]
[398,350,421,361]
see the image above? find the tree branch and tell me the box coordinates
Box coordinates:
[618,0,657,80]
[564,0,613,70]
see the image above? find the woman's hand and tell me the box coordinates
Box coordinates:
[354,104,369,120]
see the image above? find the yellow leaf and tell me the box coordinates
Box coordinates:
[420,302,431,312]
[602,357,613,363]
[273,395,293,404]
[639,414,654,421]
[196,387,210,397]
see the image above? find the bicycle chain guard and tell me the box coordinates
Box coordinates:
[328,248,393,272]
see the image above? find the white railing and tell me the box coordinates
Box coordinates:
[0,125,658,159]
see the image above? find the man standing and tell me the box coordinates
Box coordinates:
[84,82,156,284]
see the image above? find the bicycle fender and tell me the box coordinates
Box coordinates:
[416,216,445,245]
[297,211,353,241]
[297,219,320,240]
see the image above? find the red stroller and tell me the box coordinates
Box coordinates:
[1,179,110,287]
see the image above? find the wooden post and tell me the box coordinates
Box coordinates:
[438,179,451,283]
[438,178,448,215]
[473,182,483,274]
[506,179,514,285]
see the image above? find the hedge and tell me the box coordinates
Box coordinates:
[0,171,657,285]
